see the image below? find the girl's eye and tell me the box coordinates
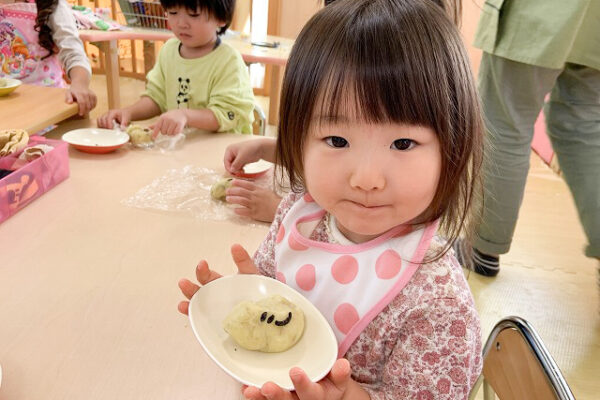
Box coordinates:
[392,139,415,151]
[168,11,177,15]
[324,136,349,148]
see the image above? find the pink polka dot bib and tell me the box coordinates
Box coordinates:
[274,194,438,357]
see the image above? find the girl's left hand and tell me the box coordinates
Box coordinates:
[66,84,97,116]
[242,359,353,400]
[151,110,188,138]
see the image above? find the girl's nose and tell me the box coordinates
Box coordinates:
[349,156,386,191]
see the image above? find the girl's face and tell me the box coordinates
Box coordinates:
[303,117,441,244]
[166,6,225,55]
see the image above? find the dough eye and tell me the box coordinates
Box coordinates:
[259,311,293,326]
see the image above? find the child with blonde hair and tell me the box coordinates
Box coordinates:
[180,0,484,398]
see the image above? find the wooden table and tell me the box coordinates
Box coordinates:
[0,131,270,399]
[79,29,293,125]
[0,84,79,133]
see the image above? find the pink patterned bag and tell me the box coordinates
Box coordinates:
[0,136,69,223]
[0,2,66,87]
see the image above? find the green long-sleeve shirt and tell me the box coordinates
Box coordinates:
[474,0,600,70]
[143,38,255,134]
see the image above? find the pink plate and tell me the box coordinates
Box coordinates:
[62,128,129,154]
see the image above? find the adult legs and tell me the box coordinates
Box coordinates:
[469,54,561,274]
[544,64,600,259]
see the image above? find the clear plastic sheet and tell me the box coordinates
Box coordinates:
[113,121,186,152]
[121,165,275,225]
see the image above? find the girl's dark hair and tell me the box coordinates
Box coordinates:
[323,0,462,26]
[159,0,236,35]
[35,0,59,59]
[276,0,484,259]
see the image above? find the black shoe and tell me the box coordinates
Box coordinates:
[453,239,500,277]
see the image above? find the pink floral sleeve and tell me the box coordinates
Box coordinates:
[357,297,481,399]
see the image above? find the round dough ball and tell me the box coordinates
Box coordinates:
[223,295,305,353]
[210,177,233,201]
[126,124,153,146]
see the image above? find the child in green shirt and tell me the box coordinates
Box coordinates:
[98,0,254,135]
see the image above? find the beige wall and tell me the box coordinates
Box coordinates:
[277,1,323,38]
[461,0,483,75]
[272,0,483,73]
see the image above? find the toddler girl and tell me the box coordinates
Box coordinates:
[179,0,484,398]
[0,0,96,115]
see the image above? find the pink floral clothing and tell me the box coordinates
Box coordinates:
[253,192,482,399]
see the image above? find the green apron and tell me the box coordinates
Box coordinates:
[474,0,600,70]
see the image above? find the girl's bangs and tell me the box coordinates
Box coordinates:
[310,11,445,131]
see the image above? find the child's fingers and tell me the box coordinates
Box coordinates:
[242,386,266,400]
[90,93,98,110]
[328,359,352,391]
[65,91,74,104]
[226,195,251,208]
[195,260,222,284]
[120,113,131,128]
[177,300,189,315]
[232,207,252,218]
[151,122,161,139]
[178,278,200,300]
[77,96,90,116]
[230,244,258,275]
[230,179,258,190]
[260,382,295,400]
[289,368,319,399]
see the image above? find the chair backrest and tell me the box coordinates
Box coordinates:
[477,316,575,400]
[252,103,267,135]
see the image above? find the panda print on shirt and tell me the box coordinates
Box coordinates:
[176,77,190,109]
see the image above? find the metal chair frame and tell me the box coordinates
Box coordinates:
[469,316,575,400]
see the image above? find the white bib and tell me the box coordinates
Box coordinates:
[274,194,438,357]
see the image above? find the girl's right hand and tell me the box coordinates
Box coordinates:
[224,138,276,175]
[97,109,132,129]
[177,244,258,315]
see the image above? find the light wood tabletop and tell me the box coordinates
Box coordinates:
[0,131,270,399]
[0,84,79,134]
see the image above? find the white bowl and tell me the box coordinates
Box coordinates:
[0,78,22,96]
[188,274,338,390]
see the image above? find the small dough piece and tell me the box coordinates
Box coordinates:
[126,124,153,146]
[223,295,305,353]
[210,177,233,201]
[0,129,29,156]
[18,144,54,161]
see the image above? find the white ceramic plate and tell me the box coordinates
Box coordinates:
[0,78,21,96]
[62,128,129,154]
[235,159,273,178]
[188,274,337,390]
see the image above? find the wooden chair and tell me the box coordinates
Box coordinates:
[469,316,575,400]
[252,103,266,136]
